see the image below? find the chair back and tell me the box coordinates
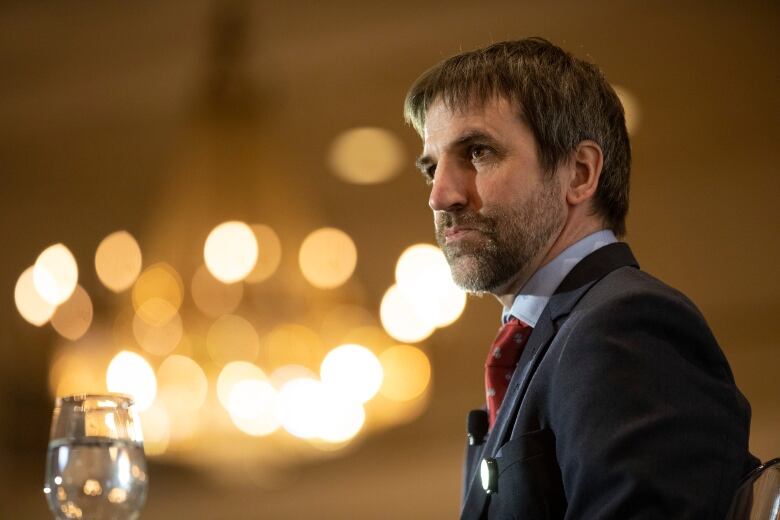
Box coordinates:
[726,458,780,520]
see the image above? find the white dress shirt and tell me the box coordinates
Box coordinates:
[502,230,617,327]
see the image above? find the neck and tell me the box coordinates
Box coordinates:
[492,214,606,308]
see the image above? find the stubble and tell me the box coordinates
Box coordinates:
[435,180,565,294]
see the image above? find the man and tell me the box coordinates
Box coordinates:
[404,38,757,519]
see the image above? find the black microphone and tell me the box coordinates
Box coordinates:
[467,409,488,446]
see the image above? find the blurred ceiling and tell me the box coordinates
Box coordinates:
[1,1,778,518]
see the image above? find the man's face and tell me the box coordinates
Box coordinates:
[418,96,566,294]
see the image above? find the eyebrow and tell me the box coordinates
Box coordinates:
[415,129,499,173]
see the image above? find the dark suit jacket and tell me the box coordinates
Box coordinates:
[460,243,757,519]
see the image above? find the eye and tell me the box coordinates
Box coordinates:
[420,165,436,185]
[469,145,491,162]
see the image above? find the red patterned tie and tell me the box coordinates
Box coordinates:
[485,317,533,428]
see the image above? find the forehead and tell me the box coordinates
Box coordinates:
[422,96,526,149]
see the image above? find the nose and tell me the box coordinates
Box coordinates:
[428,159,470,212]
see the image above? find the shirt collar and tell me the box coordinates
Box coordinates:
[502,230,617,327]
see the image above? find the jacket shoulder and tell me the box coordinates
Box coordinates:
[532,266,752,518]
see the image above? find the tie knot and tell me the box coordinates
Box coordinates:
[498,316,532,337]
[487,318,532,368]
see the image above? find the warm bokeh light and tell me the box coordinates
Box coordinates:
[132,303,183,357]
[216,361,267,409]
[51,284,93,341]
[112,307,136,352]
[277,377,365,443]
[395,243,467,328]
[277,377,324,439]
[317,389,366,443]
[380,284,436,343]
[108,487,129,504]
[395,243,445,289]
[328,127,405,185]
[95,231,143,292]
[613,84,641,135]
[156,355,208,411]
[15,266,57,326]
[52,354,105,397]
[33,243,78,305]
[245,224,282,283]
[132,263,184,326]
[49,336,112,397]
[269,365,318,390]
[341,326,395,352]
[262,323,324,371]
[190,264,243,318]
[369,385,431,430]
[139,402,170,456]
[206,314,260,366]
[320,344,383,404]
[298,227,357,289]
[83,479,101,497]
[172,333,199,358]
[164,403,201,447]
[227,379,280,437]
[106,351,157,410]
[320,304,377,345]
[35,230,445,463]
[379,345,431,402]
[204,221,258,283]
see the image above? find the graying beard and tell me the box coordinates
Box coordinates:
[439,181,564,295]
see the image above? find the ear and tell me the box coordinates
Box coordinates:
[566,140,603,206]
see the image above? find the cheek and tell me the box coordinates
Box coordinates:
[477,181,529,214]
[476,163,544,204]
[474,177,515,211]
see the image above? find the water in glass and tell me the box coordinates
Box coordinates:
[43,394,148,520]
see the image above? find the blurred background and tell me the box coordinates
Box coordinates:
[1,1,778,518]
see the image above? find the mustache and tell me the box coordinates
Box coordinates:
[435,211,494,232]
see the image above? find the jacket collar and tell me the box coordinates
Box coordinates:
[460,242,639,519]
[547,242,639,321]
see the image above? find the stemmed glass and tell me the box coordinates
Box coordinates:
[43,394,148,519]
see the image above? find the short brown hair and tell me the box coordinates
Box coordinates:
[404,37,631,237]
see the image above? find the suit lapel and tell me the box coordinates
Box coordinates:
[460,303,557,519]
[459,242,639,520]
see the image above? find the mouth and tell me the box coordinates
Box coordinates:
[442,226,482,242]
